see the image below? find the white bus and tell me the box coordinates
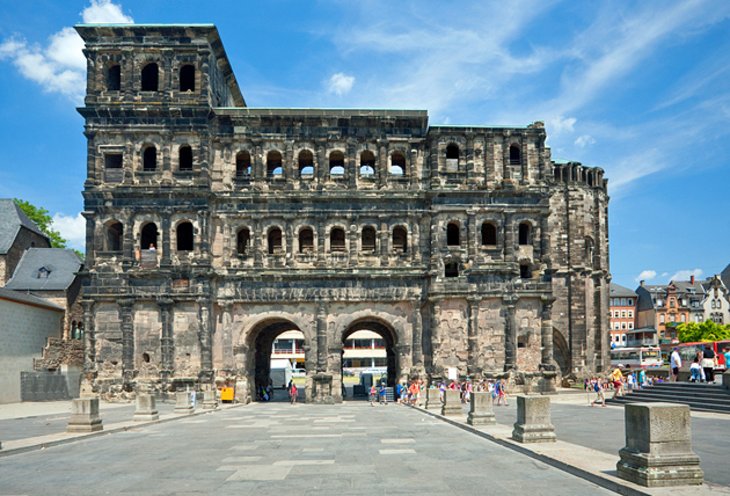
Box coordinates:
[610,347,663,369]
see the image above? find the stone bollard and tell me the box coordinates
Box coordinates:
[723,370,730,391]
[67,397,103,433]
[511,395,556,443]
[174,391,194,414]
[467,392,496,426]
[425,388,442,411]
[202,390,218,410]
[441,389,462,417]
[617,403,703,487]
[133,393,159,421]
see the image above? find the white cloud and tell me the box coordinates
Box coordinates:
[52,212,86,251]
[574,134,596,148]
[327,72,355,96]
[669,269,703,282]
[547,115,576,135]
[635,270,657,282]
[0,1,132,101]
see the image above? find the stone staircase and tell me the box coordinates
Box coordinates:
[607,382,730,414]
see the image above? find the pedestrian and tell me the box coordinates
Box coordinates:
[689,357,702,383]
[395,382,402,404]
[590,377,606,407]
[724,347,730,371]
[379,383,388,405]
[610,366,624,398]
[702,345,716,383]
[369,384,377,406]
[288,380,298,404]
[408,381,419,406]
[637,368,646,389]
[670,347,682,382]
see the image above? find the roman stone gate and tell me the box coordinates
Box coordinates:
[76,24,610,402]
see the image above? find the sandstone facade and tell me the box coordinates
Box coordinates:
[76,25,609,402]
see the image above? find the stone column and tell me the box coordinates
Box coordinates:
[467,391,496,425]
[430,300,442,376]
[197,298,213,381]
[82,212,95,269]
[466,298,479,376]
[503,213,515,262]
[198,209,210,257]
[540,215,550,263]
[441,389,462,417]
[511,395,556,443]
[411,303,424,368]
[316,303,327,372]
[159,299,174,383]
[118,298,135,383]
[379,219,389,265]
[123,212,135,264]
[617,403,703,487]
[503,298,517,371]
[160,214,171,266]
[134,393,159,421]
[82,300,96,373]
[67,397,103,432]
[253,220,263,267]
[466,211,476,260]
[540,298,555,368]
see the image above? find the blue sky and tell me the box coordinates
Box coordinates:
[0,0,728,289]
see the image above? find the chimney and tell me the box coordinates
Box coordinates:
[690,275,695,285]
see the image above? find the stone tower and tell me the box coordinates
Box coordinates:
[76,24,609,402]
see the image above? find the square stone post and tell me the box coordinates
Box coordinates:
[511,395,556,443]
[723,370,730,391]
[617,403,703,487]
[425,388,442,411]
[67,397,103,433]
[202,389,218,410]
[174,391,194,414]
[441,389,462,417]
[133,393,159,421]
[467,391,496,425]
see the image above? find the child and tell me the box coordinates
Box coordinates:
[690,358,703,383]
[590,377,606,407]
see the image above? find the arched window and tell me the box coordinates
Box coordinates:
[329,151,345,176]
[446,143,460,160]
[236,228,250,255]
[390,151,405,176]
[268,227,282,255]
[267,150,283,177]
[298,227,314,253]
[360,150,375,176]
[447,222,460,246]
[236,151,251,177]
[518,222,532,245]
[107,65,121,91]
[140,223,158,250]
[141,63,159,91]
[509,144,521,165]
[298,150,314,177]
[392,226,408,253]
[179,145,193,172]
[104,221,123,252]
[445,262,459,278]
[361,226,376,252]
[179,64,195,92]
[143,146,157,171]
[176,222,193,251]
[330,227,346,252]
[481,222,497,246]
[520,264,532,279]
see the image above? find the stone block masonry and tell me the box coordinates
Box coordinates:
[75,24,609,402]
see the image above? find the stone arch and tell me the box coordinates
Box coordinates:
[553,327,570,376]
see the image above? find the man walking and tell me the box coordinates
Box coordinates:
[670,347,682,382]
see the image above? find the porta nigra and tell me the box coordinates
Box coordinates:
[76,25,610,403]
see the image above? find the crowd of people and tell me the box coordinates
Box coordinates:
[368,378,512,407]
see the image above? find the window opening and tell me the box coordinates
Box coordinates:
[330,227,346,252]
[445,262,459,278]
[446,144,459,172]
[520,264,532,279]
[236,151,251,177]
[481,222,497,246]
[446,222,460,246]
[268,227,282,254]
[267,150,283,177]
[236,228,250,255]
[298,150,314,177]
[518,222,531,245]
[359,150,375,176]
[140,223,158,250]
[509,144,521,165]
[176,222,193,251]
[105,222,123,252]
[143,146,157,171]
[392,226,407,253]
[390,151,405,176]
[179,64,195,92]
[179,145,193,172]
[329,151,345,176]
[141,63,159,91]
[107,65,121,91]
[299,228,314,253]
[105,154,123,169]
[361,226,376,252]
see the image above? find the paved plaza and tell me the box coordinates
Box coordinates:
[0,395,728,495]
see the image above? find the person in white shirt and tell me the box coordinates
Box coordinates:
[670,348,682,382]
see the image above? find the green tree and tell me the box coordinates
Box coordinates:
[676,320,730,343]
[13,199,84,260]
